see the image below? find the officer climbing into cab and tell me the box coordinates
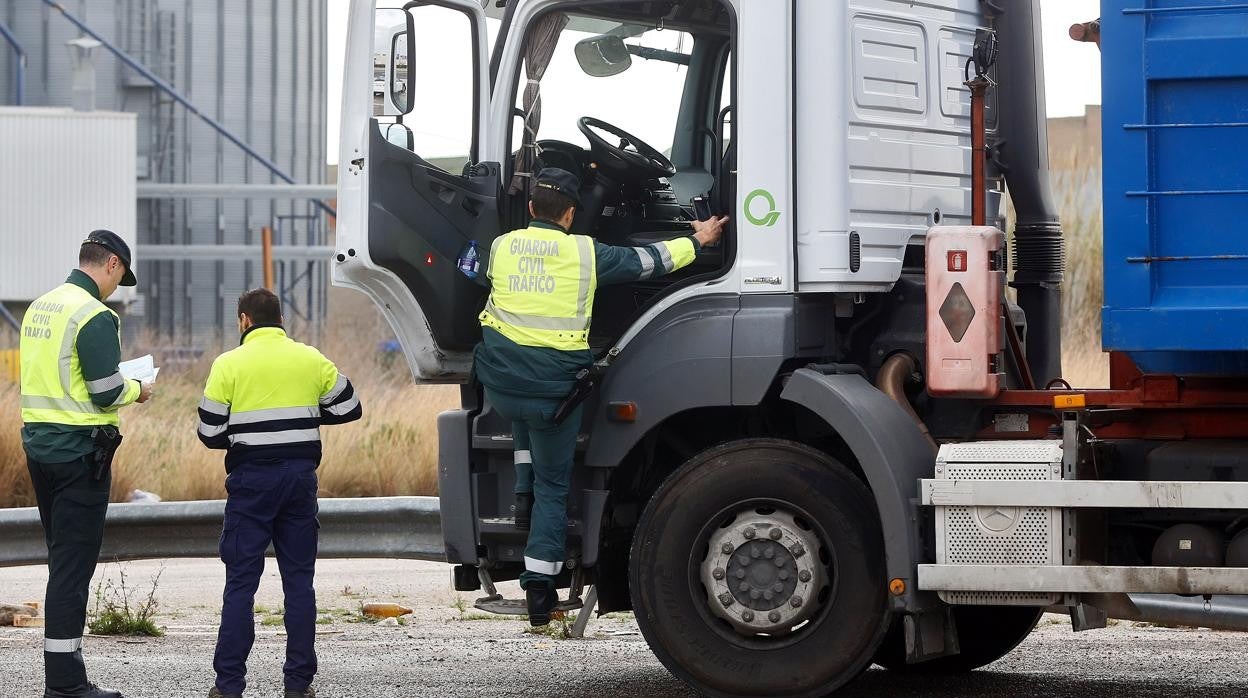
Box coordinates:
[472,167,727,625]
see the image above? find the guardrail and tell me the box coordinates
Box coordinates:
[0,496,444,567]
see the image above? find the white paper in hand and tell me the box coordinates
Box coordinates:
[119,354,160,383]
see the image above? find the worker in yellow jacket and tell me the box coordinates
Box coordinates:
[197,288,361,698]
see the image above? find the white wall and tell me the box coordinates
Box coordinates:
[0,107,136,302]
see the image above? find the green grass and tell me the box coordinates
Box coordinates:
[453,612,511,622]
[260,615,285,627]
[522,613,575,640]
[87,565,164,637]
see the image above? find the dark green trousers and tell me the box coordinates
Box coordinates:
[26,454,110,690]
[484,387,582,589]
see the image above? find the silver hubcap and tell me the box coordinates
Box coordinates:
[701,509,825,636]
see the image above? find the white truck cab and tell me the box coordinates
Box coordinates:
[336,0,994,382]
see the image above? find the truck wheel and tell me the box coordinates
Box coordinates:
[873,605,1042,673]
[630,439,889,697]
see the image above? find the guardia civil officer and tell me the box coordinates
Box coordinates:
[473,168,727,625]
[21,230,154,698]
[197,288,362,698]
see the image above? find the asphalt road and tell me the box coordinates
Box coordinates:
[2,559,1247,697]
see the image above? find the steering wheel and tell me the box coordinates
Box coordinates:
[578,116,677,181]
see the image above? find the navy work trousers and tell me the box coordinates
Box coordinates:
[213,458,319,695]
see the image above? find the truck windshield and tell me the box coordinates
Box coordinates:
[515,20,692,157]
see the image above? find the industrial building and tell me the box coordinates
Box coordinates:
[0,0,330,348]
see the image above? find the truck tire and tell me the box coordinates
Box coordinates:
[873,605,1042,673]
[630,439,890,697]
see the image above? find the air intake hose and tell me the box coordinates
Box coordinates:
[992,0,1065,385]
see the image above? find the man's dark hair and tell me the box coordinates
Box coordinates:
[530,187,576,223]
[237,288,282,325]
[79,242,114,268]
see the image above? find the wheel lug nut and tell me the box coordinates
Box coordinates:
[769,611,781,623]
[769,528,782,540]
[721,542,735,554]
[743,528,756,540]
[779,571,789,581]
[798,570,812,583]
[790,596,804,608]
[791,544,806,558]
[764,548,775,560]
[734,569,746,580]
[742,610,755,622]
[713,567,725,580]
[751,590,762,600]
[718,593,734,607]
[774,558,785,567]
[772,583,784,593]
[750,548,761,559]
[763,591,773,601]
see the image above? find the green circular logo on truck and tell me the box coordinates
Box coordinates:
[744,189,781,227]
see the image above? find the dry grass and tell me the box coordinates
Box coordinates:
[0,288,456,507]
[1052,145,1108,388]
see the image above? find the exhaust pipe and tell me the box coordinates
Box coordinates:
[876,353,938,453]
[991,0,1065,386]
[1081,593,1248,632]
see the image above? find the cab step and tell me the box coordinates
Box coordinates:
[473,594,585,616]
[478,517,582,537]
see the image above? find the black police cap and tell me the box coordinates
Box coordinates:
[82,229,137,287]
[534,167,581,208]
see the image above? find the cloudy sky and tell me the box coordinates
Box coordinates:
[323,0,1103,164]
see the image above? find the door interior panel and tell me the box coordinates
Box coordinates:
[367,121,500,352]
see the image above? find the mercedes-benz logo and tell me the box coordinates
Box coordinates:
[976,506,1019,532]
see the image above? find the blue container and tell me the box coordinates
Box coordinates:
[1102,1,1248,375]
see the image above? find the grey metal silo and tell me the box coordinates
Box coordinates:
[0,0,329,348]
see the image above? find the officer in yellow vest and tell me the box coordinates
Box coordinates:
[20,230,153,698]
[197,288,361,698]
[474,168,727,625]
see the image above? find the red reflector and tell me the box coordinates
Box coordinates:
[608,401,638,423]
[425,253,435,266]
[947,250,968,272]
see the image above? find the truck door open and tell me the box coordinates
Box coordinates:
[335,0,497,383]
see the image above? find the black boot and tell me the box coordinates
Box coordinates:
[44,684,123,698]
[206,687,241,698]
[284,687,316,698]
[514,492,534,530]
[525,581,557,627]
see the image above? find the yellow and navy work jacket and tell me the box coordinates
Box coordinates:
[20,270,143,463]
[197,325,362,471]
[473,220,700,398]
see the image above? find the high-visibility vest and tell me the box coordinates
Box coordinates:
[479,226,598,351]
[20,283,128,427]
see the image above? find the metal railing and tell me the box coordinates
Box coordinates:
[0,496,444,568]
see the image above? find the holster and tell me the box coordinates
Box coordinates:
[90,425,123,481]
[552,365,602,426]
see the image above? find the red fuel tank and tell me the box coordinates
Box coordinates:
[926,226,1005,398]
